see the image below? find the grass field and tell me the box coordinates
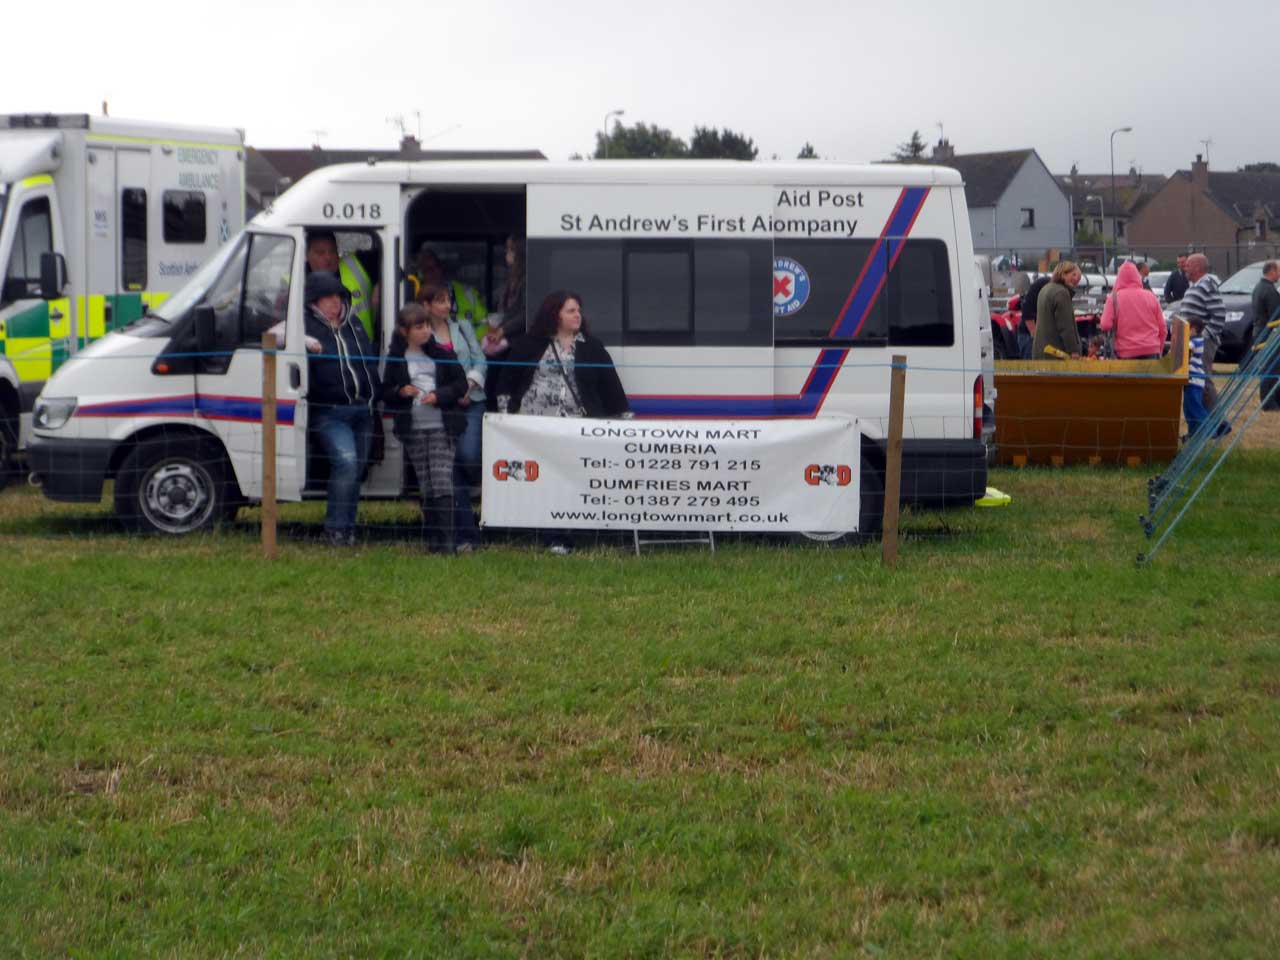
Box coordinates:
[2,439,1279,957]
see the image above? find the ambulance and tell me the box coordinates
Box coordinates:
[0,113,245,452]
[28,159,990,536]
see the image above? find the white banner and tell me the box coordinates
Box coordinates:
[480,415,861,533]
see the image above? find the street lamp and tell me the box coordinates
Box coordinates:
[1087,194,1106,286]
[602,109,625,159]
[1110,125,1133,258]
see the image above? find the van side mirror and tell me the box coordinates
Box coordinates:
[193,305,216,355]
[39,252,67,300]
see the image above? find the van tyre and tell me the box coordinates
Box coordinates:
[115,437,230,535]
[799,454,884,544]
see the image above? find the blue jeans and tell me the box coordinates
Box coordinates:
[1016,330,1033,360]
[454,401,484,486]
[1183,384,1208,437]
[452,401,484,546]
[311,403,373,534]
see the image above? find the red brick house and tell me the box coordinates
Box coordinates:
[1126,155,1280,271]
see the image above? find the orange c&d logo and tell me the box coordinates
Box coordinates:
[493,459,539,482]
[804,464,853,486]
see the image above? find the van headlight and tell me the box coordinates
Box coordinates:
[33,397,77,430]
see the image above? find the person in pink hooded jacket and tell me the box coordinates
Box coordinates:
[1100,261,1167,359]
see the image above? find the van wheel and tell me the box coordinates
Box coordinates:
[115,438,229,535]
[799,455,885,544]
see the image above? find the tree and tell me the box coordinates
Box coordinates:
[594,122,688,159]
[689,126,758,160]
[893,130,927,161]
[797,142,818,160]
[1239,162,1280,173]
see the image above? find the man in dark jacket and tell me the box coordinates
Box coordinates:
[1031,261,1083,359]
[304,270,382,545]
[1164,254,1189,303]
[1018,274,1051,359]
[1251,261,1280,409]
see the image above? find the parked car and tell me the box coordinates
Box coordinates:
[1162,268,1254,363]
[1214,262,1273,364]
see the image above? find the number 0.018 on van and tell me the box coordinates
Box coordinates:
[28,159,990,536]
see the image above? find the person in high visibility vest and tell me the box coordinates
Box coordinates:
[410,246,490,337]
[307,232,378,342]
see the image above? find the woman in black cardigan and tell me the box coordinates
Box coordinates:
[494,290,630,419]
[494,290,630,554]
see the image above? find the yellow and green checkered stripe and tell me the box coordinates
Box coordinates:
[0,291,170,383]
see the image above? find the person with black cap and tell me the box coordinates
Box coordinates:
[303,270,381,546]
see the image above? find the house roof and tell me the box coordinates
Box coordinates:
[936,150,1034,207]
[1203,171,1280,226]
[1055,173,1168,217]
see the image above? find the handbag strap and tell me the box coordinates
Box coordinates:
[551,340,586,412]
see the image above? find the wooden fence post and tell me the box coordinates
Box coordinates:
[261,331,278,560]
[881,354,907,568]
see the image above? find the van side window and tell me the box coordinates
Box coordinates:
[163,190,207,244]
[3,197,53,301]
[536,241,623,342]
[529,238,771,347]
[627,245,690,338]
[888,240,953,347]
[196,234,294,373]
[773,240,887,344]
[121,188,147,290]
[241,235,295,345]
[772,238,953,346]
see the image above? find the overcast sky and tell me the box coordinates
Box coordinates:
[7,0,1276,176]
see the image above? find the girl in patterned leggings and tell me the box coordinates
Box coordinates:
[383,300,470,552]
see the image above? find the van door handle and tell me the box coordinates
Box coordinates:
[49,308,64,320]
[289,363,301,390]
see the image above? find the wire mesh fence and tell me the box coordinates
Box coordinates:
[5,347,1280,557]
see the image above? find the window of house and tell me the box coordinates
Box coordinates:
[1092,218,1103,234]
[1020,207,1036,228]
[1116,219,1126,238]
[163,190,206,244]
[121,188,147,290]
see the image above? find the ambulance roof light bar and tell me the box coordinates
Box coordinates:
[0,115,91,130]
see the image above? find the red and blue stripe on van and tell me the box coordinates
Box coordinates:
[75,394,296,425]
[630,185,931,419]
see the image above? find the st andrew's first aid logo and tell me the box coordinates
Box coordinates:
[773,257,810,316]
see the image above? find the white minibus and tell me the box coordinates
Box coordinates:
[29,160,990,535]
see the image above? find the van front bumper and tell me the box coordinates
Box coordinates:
[27,438,115,503]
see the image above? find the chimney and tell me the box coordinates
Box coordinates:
[1191,153,1209,190]
[931,138,955,163]
[399,134,422,156]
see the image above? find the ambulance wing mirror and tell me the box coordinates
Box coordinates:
[193,305,217,355]
[39,253,67,300]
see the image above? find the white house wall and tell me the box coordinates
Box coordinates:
[990,154,1071,257]
[965,205,998,254]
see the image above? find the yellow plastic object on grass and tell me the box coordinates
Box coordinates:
[976,486,1012,507]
